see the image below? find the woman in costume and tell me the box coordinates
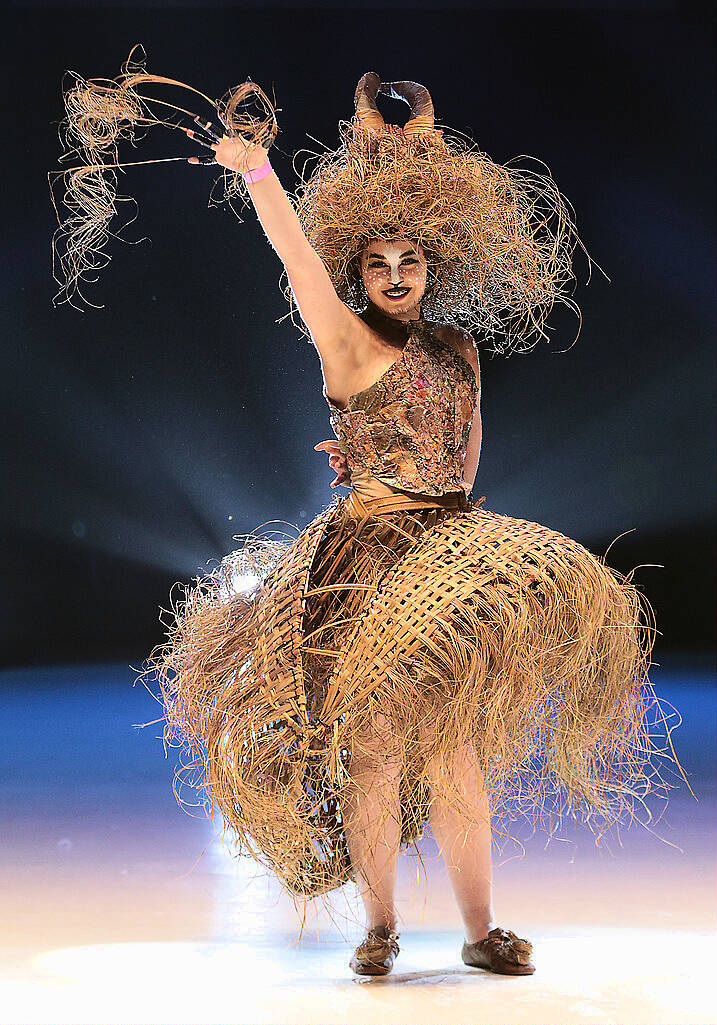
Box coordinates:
[148,72,674,978]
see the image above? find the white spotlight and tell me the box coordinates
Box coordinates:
[231,571,260,596]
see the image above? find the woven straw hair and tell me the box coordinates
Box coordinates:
[288,70,594,355]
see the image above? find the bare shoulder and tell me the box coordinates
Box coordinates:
[432,323,481,381]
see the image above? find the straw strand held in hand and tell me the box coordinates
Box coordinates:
[50,44,278,310]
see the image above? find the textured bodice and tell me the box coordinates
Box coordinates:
[323,318,479,497]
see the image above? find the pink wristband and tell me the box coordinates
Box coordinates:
[243,160,272,184]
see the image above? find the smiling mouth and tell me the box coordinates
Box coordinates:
[383,287,411,301]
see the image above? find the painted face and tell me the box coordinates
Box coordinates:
[359,239,428,319]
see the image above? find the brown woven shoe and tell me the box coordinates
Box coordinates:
[350,927,401,976]
[462,927,535,975]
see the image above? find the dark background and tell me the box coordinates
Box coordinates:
[3,0,715,667]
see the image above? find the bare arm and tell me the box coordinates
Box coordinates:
[434,325,482,492]
[462,403,482,492]
[192,128,361,365]
[458,330,482,490]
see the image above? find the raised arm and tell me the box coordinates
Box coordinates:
[188,124,362,367]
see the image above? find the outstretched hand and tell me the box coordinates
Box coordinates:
[185,116,269,174]
[314,440,351,488]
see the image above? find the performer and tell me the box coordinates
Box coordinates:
[149,73,674,978]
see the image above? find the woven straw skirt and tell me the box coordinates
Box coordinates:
[146,489,678,900]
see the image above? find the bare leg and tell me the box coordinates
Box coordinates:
[426,743,496,944]
[342,711,402,935]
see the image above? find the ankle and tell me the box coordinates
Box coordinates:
[367,919,398,939]
[464,915,497,945]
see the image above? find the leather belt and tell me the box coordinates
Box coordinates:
[344,488,484,519]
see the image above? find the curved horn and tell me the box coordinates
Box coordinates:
[354,72,385,131]
[379,79,435,136]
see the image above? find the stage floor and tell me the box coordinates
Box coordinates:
[1,653,714,1025]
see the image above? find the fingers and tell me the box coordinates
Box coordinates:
[314,440,349,489]
[193,115,225,142]
[185,115,226,165]
[184,121,219,168]
[324,452,347,471]
[185,115,262,169]
[184,127,217,151]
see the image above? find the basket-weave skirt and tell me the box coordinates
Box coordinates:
[148,490,675,900]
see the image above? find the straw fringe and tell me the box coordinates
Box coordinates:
[143,497,678,900]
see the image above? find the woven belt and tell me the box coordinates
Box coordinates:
[344,488,484,519]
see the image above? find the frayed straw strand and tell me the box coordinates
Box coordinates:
[51,44,278,309]
[138,497,685,924]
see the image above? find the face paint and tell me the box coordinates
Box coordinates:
[359,239,428,320]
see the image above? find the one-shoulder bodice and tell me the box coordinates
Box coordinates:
[323,317,479,498]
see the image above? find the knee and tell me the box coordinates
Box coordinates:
[351,711,402,779]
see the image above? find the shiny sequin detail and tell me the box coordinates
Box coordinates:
[323,320,479,497]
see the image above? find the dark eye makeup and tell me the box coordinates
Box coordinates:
[368,258,419,269]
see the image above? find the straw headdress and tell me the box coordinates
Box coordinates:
[292,71,590,353]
